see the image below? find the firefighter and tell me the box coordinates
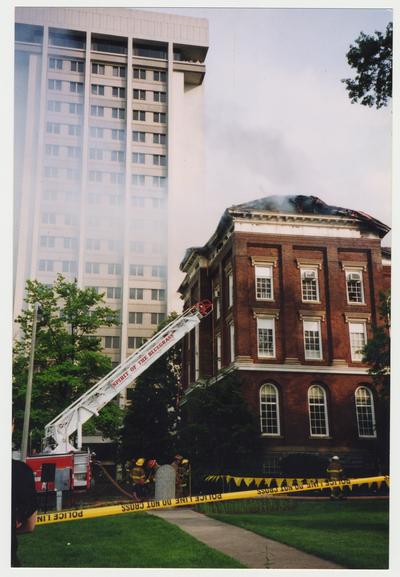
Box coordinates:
[145,459,159,499]
[327,455,345,500]
[130,458,147,500]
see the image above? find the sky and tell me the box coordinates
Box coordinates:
[152,7,392,258]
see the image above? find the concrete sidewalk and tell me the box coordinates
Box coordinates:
[150,508,344,569]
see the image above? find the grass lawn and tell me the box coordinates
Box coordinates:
[17,512,245,568]
[198,498,389,569]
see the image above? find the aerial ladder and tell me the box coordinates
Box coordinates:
[26,300,212,492]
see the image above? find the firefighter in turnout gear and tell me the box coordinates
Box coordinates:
[130,458,147,500]
[145,459,159,500]
[327,456,345,500]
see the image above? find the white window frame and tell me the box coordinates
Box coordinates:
[216,334,222,370]
[255,265,273,301]
[300,267,320,302]
[303,319,323,360]
[355,386,377,438]
[308,385,329,437]
[229,323,235,363]
[257,317,276,358]
[260,383,281,436]
[348,321,367,362]
[227,270,234,308]
[195,325,200,379]
[345,269,365,304]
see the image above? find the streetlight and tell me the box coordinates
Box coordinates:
[21,303,40,460]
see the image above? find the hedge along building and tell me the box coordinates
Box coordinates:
[178,195,391,476]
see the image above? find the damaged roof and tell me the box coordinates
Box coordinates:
[180,194,390,272]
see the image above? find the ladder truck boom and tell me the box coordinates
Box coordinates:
[44,300,212,454]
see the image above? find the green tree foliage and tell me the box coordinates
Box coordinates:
[13,275,123,450]
[178,370,262,485]
[120,313,182,464]
[363,291,390,472]
[342,22,392,108]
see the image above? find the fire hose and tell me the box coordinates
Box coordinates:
[92,460,140,501]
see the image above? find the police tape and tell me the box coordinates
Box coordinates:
[36,475,389,526]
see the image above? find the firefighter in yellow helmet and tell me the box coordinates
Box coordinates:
[326,456,345,500]
[130,458,147,500]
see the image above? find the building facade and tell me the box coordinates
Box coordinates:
[178,195,391,475]
[14,7,208,403]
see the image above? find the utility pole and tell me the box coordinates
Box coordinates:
[21,303,40,460]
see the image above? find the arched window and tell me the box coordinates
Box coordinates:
[260,383,280,435]
[308,385,329,436]
[355,386,376,438]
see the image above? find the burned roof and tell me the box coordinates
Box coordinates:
[179,195,390,272]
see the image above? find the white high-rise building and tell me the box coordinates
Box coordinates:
[14,7,208,400]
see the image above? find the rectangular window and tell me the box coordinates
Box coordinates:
[153,133,166,145]
[132,174,146,187]
[92,63,105,75]
[151,265,166,278]
[128,336,146,349]
[63,237,77,249]
[85,262,100,274]
[153,70,166,82]
[107,287,122,299]
[153,91,167,103]
[229,323,235,363]
[216,334,222,370]
[303,320,322,360]
[129,264,144,276]
[89,148,103,160]
[44,166,59,178]
[86,238,101,250]
[62,260,77,273]
[70,60,84,72]
[131,196,145,207]
[47,100,62,112]
[151,312,165,325]
[105,336,120,349]
[133,110,146,121]
[42,212,56,224]
[133,89,146,100]
[45,144,59,156]
[49,57,63,70]
[133,131,146,143]
[90,126,104,138]
[151,289,165,301]
[40,235,55,248]
[91,84,104,96]
[227,271,234,307]
[309,386,329,436]
[70,81,83,94]
[132,152,145,164]
[68,124,81,136]
[129,312,143,324]
[112,86,126,98]
[152,176,167,188]
[133,68,146,80]
[349,321,367,361]
[111,129,125,141]
[89,171,103,182]
[260,384,280,435]
[107,263,122,275]
[66,168,80,181]
[129,288,144,300]
[69,102,83,114]
[112,107,125,119]
[255,265,273,300]
[257,317,275,358]
[108,239,121,252]
[112,65,126,77]
[130,241,145,253]
[110,172,125,185]
[214,286,221,319]
[111,150,125,162]
[153,112,166,124]
[153,154,167,166]
[46,122,61,134]
[301,268,319,302]
[48,79,62,90]
[346,270,365,303]
[38,259,54,271]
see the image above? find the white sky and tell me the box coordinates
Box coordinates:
[154,7,392,254]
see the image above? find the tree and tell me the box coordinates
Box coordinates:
[362,290,390,472]
[342,22,392,108]
[119,313,182,464]
[178,370,262,489]
[13,275,123,451]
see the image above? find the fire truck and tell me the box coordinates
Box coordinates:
[26,300,212,493]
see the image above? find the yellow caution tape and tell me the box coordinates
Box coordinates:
[36,475,388,526]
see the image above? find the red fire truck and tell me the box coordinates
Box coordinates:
[25,301,212,492]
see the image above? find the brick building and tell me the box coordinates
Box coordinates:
[178,195,391,475]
